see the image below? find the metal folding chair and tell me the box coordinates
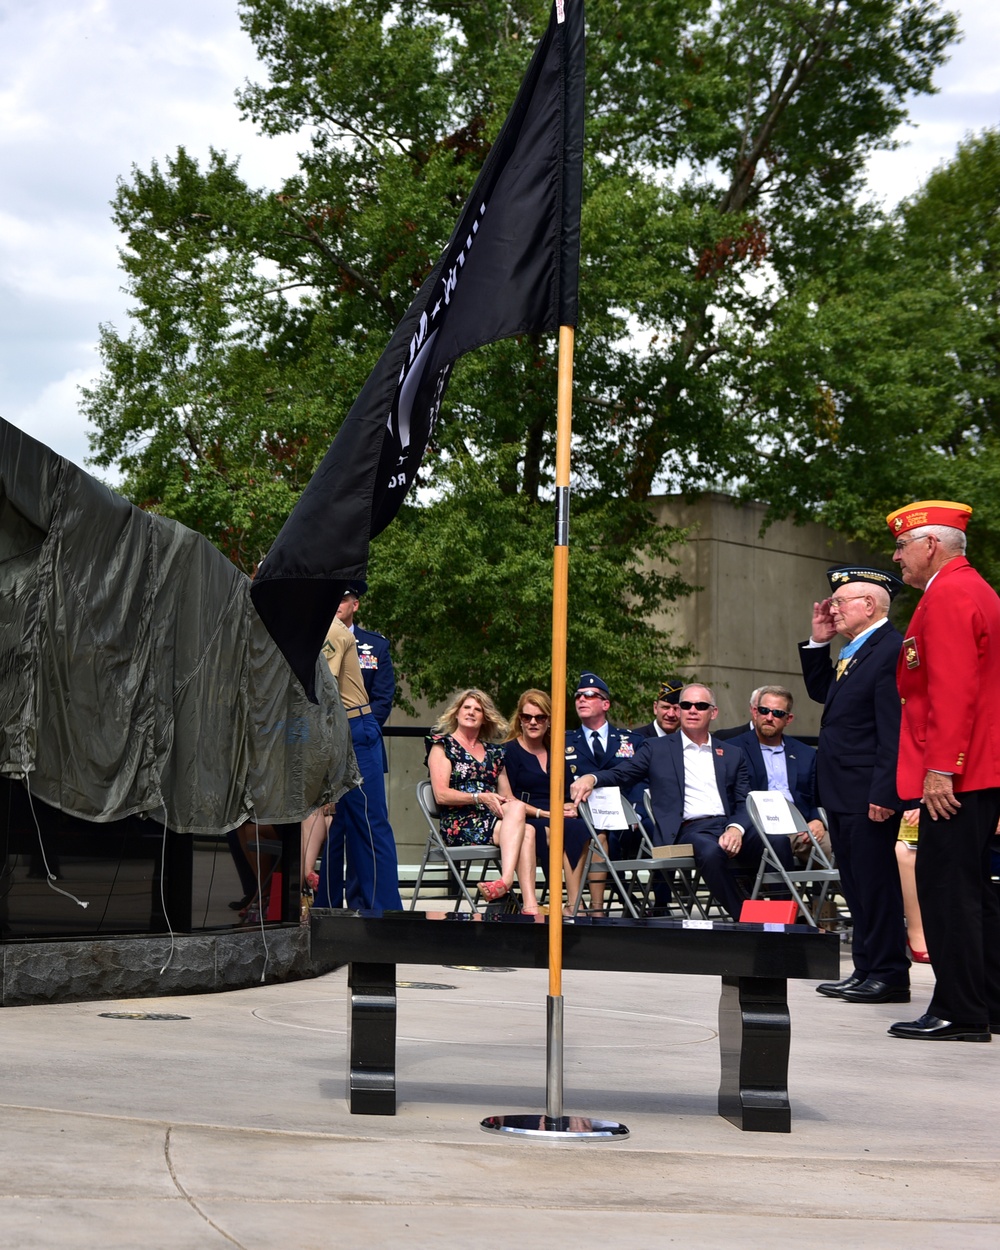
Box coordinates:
[574,793,696,918]
[746,790,840,928]
[409,780,501,912]
[641,789,711,920]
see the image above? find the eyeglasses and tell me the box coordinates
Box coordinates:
[576,690,605,700]
[829,594,870,609]
[894,534,934,552]
[522,713,549,723]
[755,705,790,719]
[679,700,714,711]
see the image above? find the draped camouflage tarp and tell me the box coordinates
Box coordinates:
[0,418,359,834]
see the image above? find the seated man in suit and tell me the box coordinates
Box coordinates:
[728,685,831,862]
[633,677,683,738]
[570,683,793,920]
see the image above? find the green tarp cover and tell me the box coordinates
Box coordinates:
[0,418,359,833]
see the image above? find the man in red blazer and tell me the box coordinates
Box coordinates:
[887,499,1000,1042]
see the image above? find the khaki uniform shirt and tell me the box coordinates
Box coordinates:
[321,619,368,711]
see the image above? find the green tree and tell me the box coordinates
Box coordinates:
[740,127,1000,584]
[82,0,959,705]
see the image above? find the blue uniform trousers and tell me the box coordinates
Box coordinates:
[316,712,402,911]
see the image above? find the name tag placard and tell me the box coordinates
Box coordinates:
[749,790,799,835]
[588,786,630,831]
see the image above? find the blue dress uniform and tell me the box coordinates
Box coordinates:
[565,723,646,856]
[314,618,401,911]
[354,625,395,728]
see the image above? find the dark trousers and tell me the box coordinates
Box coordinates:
[316,713,402,911]
[828,808,908,985]
[682,817,794,921]
[916,787,1000,1025]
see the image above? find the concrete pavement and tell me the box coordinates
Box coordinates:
[2,950,997,1248]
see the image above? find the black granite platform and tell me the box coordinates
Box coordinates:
[312,910,841,1133]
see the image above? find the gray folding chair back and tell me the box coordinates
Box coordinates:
[410,780,500,912]
[641,789,711,920]
[575,792,703,918]
[746,790,840,927]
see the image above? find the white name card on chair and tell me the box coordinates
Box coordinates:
[588,786,630,830]
[750,790,799,836]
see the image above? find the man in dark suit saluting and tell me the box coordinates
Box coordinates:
[570,683,791,921]
[800,565,909,1004]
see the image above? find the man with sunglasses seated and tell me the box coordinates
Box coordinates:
[570,683,794,921]
[727,685,830,862]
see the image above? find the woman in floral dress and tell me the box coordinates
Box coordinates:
[426,689,540,912]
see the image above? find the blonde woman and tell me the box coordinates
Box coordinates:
[426,689,539,912]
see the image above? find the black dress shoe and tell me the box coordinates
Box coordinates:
[816,973,864,998]
[839,978,910,1004]
[888,1013,991,1042]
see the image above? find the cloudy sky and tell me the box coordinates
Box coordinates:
[2,0,998,479]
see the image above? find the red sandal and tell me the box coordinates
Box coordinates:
[477,879,509,902]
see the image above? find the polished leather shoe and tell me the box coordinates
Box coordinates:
[839,978,910,1004]
[816,973,864,999]
[888,1013,991,1042]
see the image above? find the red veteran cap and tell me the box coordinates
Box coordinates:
[886,499,972,536]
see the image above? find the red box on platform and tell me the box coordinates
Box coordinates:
[739,900,798,925]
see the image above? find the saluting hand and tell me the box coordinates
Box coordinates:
[810,599,837,644]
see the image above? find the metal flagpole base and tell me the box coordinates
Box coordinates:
[480,994,628,1140]
[480,1114,629,1139]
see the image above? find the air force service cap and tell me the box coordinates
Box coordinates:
[576,672,610,697]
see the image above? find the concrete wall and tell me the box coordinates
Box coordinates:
[380,493,880,864]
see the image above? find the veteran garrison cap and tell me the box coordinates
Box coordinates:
[886,500,973,537]
[826,565,905,600]
[656,677,684,704]
[576,672,610,697]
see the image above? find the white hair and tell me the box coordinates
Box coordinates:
[682,682,716,705]
[908,524,966,555]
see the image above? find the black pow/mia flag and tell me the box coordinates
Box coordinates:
[251,0,585,699]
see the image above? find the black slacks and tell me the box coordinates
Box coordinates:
[916,787,1000,1025]
[682,817,794,922]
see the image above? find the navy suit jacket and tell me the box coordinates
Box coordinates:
[633,721,660,740]
[798,623,902,814]
[353,625,394,727]
[729,731,820,824]
[588,732,750,846]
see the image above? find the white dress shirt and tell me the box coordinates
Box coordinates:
[680,733,726,819]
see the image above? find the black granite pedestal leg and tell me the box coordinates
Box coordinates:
[717,975,791,1132]
[347,961,396,1114]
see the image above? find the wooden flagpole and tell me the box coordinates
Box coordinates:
[542,325,573,1121]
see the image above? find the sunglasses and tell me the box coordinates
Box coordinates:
[755,705,790,719]
[576,690,605,700]
[679,700,713,711]
[522,712,549,723]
